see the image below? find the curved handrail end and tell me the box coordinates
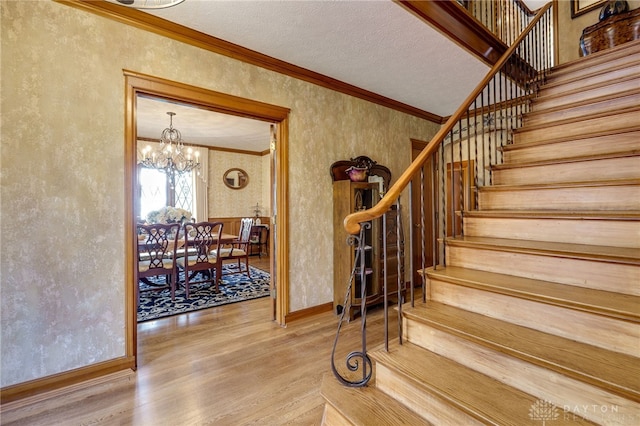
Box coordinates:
[344,215,362,235]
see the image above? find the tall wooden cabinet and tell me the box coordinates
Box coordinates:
[333,180,403,319]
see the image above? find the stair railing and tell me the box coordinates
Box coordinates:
[464,0,539,46]
[331,2,554,387]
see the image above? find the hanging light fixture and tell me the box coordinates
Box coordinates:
[110,0,185,9]
[141,112,200,187]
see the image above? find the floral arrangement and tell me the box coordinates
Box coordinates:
[146,206,192,224]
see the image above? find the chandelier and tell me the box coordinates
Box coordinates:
[111,0,185,9]
[141,112,201,187]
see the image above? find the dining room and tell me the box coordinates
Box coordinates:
[134,94,275,323]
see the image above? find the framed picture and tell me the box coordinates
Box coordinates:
[571,0,607,18]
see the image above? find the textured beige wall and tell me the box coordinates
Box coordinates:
[0,1,439,387]
[556,0,640,64]
[208,150,266,218]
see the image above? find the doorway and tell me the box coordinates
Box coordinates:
[446,160,475,237]
[410,139,436,286]
[124,70,290,367]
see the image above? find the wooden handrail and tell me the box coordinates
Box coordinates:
[343,3,552,235]
[514,0,540,16]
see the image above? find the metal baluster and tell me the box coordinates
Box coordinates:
[458,120,464,236]
[473,98,479,208]
[383,211,389,351]
[430,154,436,289]
[409,179,415,308]
[450,128,456,237]
[499,68,504,164]
[330,223,372,387]
[441,143,446,266]
[358,223,369,382]
[466,109,472,213]
[396,199,403,346]
[488,78,494,185]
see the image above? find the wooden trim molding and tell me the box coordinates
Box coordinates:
[55,0,442,124]
[397,0,508,67]
[124,70,291,353]
[0,357,134,405]
[285,302,334,323]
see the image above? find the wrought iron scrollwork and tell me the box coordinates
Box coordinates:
[330,223,373,387]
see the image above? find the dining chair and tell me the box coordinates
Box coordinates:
[214,217,253,279]
[249,225,269,258]
[176,221,224,298]
[136,222,181,302]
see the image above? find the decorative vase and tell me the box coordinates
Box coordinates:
[345,166,369,182]
[599,0,628,21]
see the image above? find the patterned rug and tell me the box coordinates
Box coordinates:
[138,265,270,322]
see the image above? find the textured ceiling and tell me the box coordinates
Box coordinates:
[132,0,546,152]
[136,96,273,152]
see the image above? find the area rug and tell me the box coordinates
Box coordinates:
[138,265,270,322]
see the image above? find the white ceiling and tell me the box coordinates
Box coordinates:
[136,96,274,152]
[132,0,547,152]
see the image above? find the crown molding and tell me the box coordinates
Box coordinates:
[55,0,443,124]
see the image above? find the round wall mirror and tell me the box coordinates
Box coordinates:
[223,168,249,190]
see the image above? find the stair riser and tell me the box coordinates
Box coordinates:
[404,320,640,426]
[525,92,640,126]
[446,245,640,296]
[549,50,640,83]
[427,280,640,356]
[463,217,640,249]
[533,78,639,111]
[502,132,640,163]
[492,156,640,186]
[374,364,485,426]
[513,109,640,144]
[539,65,640,97]
[478,185,640,211]
[321,404,354,426]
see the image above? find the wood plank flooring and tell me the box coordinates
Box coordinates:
[2,255,398,425]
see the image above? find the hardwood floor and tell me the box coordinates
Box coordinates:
[1,254,399,425]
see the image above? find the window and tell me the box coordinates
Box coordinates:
[174,171,194,213]
[138,167,194,221]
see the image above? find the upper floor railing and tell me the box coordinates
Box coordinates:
[331,1,554,387]
[462,0,539,46]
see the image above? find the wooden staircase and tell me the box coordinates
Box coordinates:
[321,40,640,425]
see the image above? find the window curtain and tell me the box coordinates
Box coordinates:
[192,146,209,222]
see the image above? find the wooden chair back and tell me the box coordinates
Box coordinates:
[178,221,224,298]
[217,217,254,279]
[136,222,181,300]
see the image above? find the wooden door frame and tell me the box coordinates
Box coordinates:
[446,160,475,237]
[124,70,290,367]
[410,139,436,285]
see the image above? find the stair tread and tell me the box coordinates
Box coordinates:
[464,210,640,220]
[550,39,640,77]
[446,236,640,264]
[526,87,640,118]
[542,62,640,92]
[536,64,638,96]
[422,265,640,322]
[403,300,640,401]
[320,373,429,426]
[491,150,640,171]
[501,127,640,152]
[371,341,598,425]
[480,177,640,191]
[512,105,640,134]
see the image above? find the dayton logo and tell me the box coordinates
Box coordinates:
[529,399,559,425]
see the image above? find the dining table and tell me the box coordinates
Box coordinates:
[137,232,238,287]
[137,232,238,251]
